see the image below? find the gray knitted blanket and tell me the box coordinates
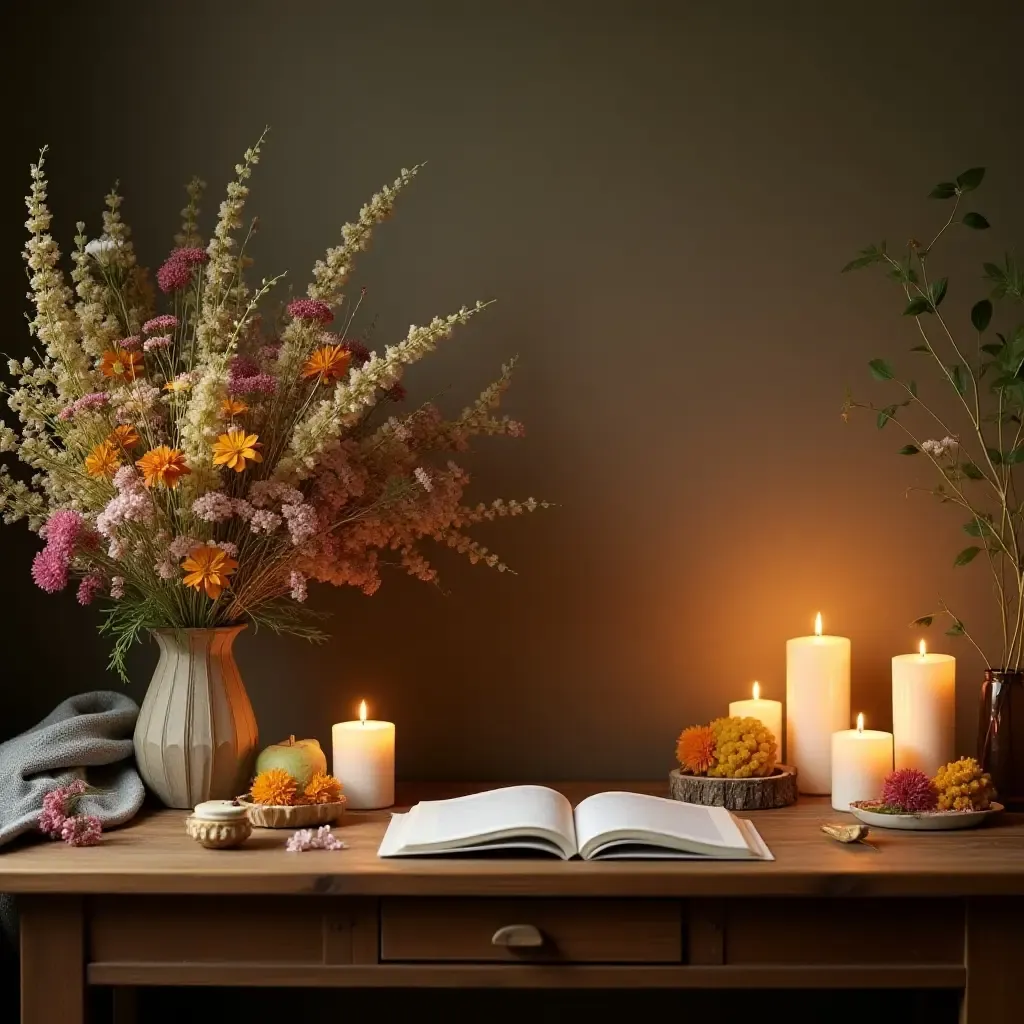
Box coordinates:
[0,690,145,848]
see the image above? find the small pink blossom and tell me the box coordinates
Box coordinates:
[228,373,277,396]
[110,576,125,599]
[60,815,102,846]
[156,257,192,293]
[192,491,235,522]
[39,780,91,842]
[249,481,303,508]
[167,535,200,560]
[228,355,260,380]
[76,572,105,606]
[414,467,432,492]
[282,502,318,545]
[143,334,172,352]
[142,315,179,334]
[174,246,210,266]
[341,339,371,365]
[287,298,334,324]
[214,540,238,558]
[289,570,308,602]
[250,509,282,534]
[119,335,142,350]
[286,825,345,852]
[57,392,109,421]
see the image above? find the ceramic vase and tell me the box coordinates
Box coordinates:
[134,625,258,809]
[977,668,1024,811]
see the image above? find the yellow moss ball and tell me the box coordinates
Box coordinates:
[706,716,778,778]
[932,757,996,811]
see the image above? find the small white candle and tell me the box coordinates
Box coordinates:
[831,713,893,811]
[729,681,784,763]
[332,700,395,810]
[892,640,956,775]
[786,613,852,794]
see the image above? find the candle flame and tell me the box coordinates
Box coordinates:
[359,700,367,724]
[814,612,823,637]
[919,639,927,657]
[752,681,761,700]
[856,712,864,733]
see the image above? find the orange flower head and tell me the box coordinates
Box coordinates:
[136,445,190,488]
[84,440,121,478]
[107,424,140,450]
[212,428,263,473]
[302,344,351,383]
[180,543,238,600]
[300,772,344,805]
[250,768,297,806]
[677,724,717,775]
[100,348,143,382]
[221,397,249,418]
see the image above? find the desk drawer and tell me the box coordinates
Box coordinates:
[380,898,682,963]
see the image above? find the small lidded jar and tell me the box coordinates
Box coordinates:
[185,799,252,849]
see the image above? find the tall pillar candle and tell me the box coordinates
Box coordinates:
[331,701,395,810]
[729,681,784,763]
[892,641,956,774]
[786,613,851,794]
[831,713,893,811]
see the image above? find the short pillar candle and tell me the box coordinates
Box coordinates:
[891,641,956,775]
[332,701,395,810]
[831,713,894,812]
[729,681,784,763]
[786,613,851,794]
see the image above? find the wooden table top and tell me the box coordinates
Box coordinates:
[2,782,1022,898]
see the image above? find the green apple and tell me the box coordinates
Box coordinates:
[255,735,327,786]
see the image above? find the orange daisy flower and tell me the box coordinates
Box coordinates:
[100,349,143,382]
[136,445,190,488]
[221,397,249,417]
[84,440,121,478]
[302,344,351,383]
[212,428,263,473]
[180,544,238,600]
[676,725,717,775]
[107,424,141,450]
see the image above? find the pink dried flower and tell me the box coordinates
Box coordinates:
[57,392,109,421]
[32,549,69,593]
[143,334,172,352]
[192,491,236,522]
[287,298,334,325]
[143,315,179,334]
[76,572,105,606]
[286,825,345,852]
[118,335,142,351]
[341,339,371,365]
[156,256,192,293]
[281,502,318,545]
[228,373,278,396]
[110,576,125,600]
[881,768,938,812]
[414,467,432,492]
[259,342,282,362]
[289,570,308,602]
[32,509,90,593]
[174,246,210,266]
[250,509,282,534]
[39,780,88,838]
[60,815,102,846]
[228,355,260,380]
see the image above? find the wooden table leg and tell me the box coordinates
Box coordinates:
[961,896,1024,1024]
[20,896,84,1024]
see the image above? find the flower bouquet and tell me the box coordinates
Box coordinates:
[3,131,547,806]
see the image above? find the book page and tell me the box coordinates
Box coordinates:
[391,785,577,855]
[573,791,752,858]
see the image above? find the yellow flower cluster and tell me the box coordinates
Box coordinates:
[932,757,996,811]
[706,716,778,778]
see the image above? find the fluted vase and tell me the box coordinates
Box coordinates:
[133,625,258,809]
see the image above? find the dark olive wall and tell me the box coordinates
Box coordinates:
[2,0,1022,779]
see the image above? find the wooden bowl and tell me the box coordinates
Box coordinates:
[237,795,347,829]
[669,766,798,810]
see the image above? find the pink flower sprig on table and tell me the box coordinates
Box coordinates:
[881,768,939,813]
[285,825,346,852]
[38,780,102,845]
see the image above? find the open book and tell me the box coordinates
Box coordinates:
[378,786,773,861]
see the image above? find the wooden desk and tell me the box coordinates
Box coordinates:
[3,782,1023,1023]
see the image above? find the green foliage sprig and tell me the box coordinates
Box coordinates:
[843,168,1024,668]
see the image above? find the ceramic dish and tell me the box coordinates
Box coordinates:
[848,801,1003,831]
[237,795,346,829]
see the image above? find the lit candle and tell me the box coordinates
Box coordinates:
[729,682,784,764]
[786,613,851,794]
[831,713,894,811]
[891,640,956,775]
[331,700,395,810]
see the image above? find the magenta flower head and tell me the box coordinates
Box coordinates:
[341,339,371,365]
[881,768,938,812]
[156,256,192,293]
[287,298,334,325]
[143,315,179,335]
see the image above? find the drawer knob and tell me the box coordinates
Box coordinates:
[491,924,545,948]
